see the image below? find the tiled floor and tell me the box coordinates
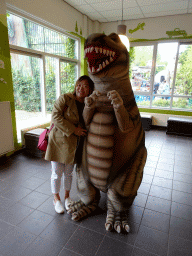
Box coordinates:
[0,129,192,256]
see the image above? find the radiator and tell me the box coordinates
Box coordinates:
[0,101,14,156]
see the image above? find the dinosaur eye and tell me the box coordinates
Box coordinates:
[108,33,121,43]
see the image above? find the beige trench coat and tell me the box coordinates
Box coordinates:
[45,93,81,164]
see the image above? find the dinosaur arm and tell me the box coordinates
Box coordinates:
[114,105,135,132]
[83,106,95,126]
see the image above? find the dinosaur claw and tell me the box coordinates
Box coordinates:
[105,223,113,231]
[71,213,79,221]
[125,225,130,233]
[116,225,121,233]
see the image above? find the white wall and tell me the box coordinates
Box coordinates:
[101,14,192,41]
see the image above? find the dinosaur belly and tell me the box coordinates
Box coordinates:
[87,112,114,192]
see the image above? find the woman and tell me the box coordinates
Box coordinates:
[45,75,94,213]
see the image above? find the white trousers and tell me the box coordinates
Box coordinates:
[51,161,73,194]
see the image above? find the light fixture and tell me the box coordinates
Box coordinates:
[117,0,130,51]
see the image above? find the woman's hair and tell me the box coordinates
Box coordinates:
[73,75,94,96]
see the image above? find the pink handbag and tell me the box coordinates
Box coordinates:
[37,124,54,151]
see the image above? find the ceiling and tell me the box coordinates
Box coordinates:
[63,0,192,22]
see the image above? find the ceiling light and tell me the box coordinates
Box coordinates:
[117,0,130,51]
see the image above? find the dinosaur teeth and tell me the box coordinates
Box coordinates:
[90,47,94,53]
[110,57,113,62]
[103,49,106,54]
[92,67,95,73]
[109,51,113,56]
[106,50,109,56]
[99,48,103,53]
[99,64,102,70]
[112,51,115,57]
[102,61,106,68]
[95,47,99,53]
[105,60,109,65]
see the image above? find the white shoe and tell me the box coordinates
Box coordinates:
[65,198,73,210]
[53,200,64,214]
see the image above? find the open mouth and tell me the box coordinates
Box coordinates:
[84,45,119,74]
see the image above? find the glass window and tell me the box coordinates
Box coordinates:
[8,11,79,143]
[131,45,153,93]
[131,41,192,111]
[45,57,57,113]
[172,97,192,110]
[60,62,78,94]
[153,42,178,97]
[7,12,78,59]
[11,52,51,142]
[174,44,192,96]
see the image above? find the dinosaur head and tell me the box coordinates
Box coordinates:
[84,33,129,80]
[84,33,132,97]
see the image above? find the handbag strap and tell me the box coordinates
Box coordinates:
[47,123,54,134]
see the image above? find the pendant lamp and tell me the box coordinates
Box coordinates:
[117,0,130,51]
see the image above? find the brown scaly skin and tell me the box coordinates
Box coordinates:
[68,33,147,233]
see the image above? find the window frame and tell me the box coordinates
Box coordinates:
[8,9,81,116]
[131,39,192,111]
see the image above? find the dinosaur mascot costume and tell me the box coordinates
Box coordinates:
[68,33,147,233]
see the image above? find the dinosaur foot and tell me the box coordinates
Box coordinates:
[68,200,98,221]
[105,212,130,233]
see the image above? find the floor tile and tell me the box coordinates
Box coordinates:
[65,226,104,256]
[155,170,173,179]
[0,196,16,213]
[0,219,14,240]
[158,157,175,165]
[35,180,52,195]
[173,180,192,194]
[156,163,174,172]
[173,172,192,184]
[0,186,32,201]
[127,205,145,225]
[143,166,155,176]
[133,193,148,208]
[145,195,171,215]
[39,216,78,245]
[79,209,107,234]
[149,185,172,200]
[20,237,63,256]
[172,190,192,206]
[141,208,170,233]
[174,165,192,175]
[96,235,133,256]
[152,176,173,189]
[21,176,46,190]
[142,174,153,184]
[138,182,151,195]
[0,226,36,256]
[0,202,34,225]
[17,210,54,235]
[171,201,192,221]
[168,235,192,256]
[59,248,82,256]
[169,215,192,241]
[131,247,159,256]
[19,191,50,209]
[134,225,168,256]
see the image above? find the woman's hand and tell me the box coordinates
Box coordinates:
[74,127,87,137]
